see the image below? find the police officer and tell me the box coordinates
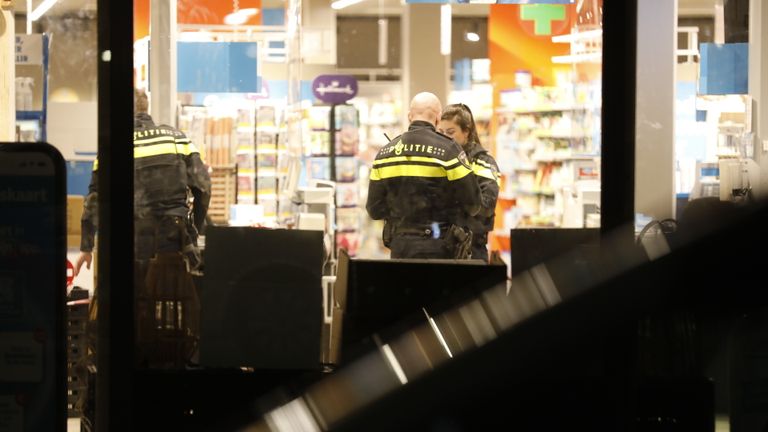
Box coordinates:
[439,103,500,261]
[366,92,481,259]
[74,89,211,368]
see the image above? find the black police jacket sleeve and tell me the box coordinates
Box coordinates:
[366,179,389,220]
[456,171,482,217]
[186,153,212,233]
[477,153,500,217]
[80,168,98,253]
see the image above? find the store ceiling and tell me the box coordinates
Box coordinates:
[13,0,717,19]
[14,0,96,15]
[336,0,489,17]
[337,0,717,18]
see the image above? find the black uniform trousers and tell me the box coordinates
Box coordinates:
[390,234,453,259]
[134,215,200,369]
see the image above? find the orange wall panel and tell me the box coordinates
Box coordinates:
[177,0,262,25]
[488,4,574,87]
[134,0,264,42]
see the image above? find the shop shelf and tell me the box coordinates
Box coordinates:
[497,105,588,115]
[532,131,591,140]
[530,152,598,163]
[516,187,556,197]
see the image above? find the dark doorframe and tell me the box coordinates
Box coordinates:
[96,0,135,429]
[601,0,638,245]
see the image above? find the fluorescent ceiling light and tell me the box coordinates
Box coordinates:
[26,0,32,33]
[30,0,58,21]
[440,4,451,56]
[224,8,259,26]
[378,18,388,66]
[465,32,480,42]
[331,0,365,10]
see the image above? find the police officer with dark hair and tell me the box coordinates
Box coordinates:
[366,92,481,259]
[74,89,211,368]
[439,103,500,261]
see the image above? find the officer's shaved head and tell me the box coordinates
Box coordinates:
[135,89,149,114]
[408,92,442,127]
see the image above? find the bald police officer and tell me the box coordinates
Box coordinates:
[366,92,481,259]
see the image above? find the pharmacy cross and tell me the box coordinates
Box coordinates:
[520,4,567,36]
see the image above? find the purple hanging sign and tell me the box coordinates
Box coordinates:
[312,75,358,104]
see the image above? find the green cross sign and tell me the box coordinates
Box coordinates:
[520,5,567,36]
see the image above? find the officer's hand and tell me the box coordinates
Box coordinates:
[74,252,93,277]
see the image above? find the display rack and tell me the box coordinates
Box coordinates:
[15,34,50,142]
[304,103,362,257]
[494,85,601,230]
[255,105,288,220]
[179,105,239,224]
[208,165,238,224]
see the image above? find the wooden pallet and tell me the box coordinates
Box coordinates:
[209,165,237,225]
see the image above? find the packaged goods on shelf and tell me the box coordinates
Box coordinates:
[336,182,359,208]
[309,106,331,130]
[336,126,359,156]
[307,131,330,156]
[335,157,358,183]
[336,207,360,233]
[306,157,331,181]
[337,232,361,257]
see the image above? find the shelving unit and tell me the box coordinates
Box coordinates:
[208,165,237,225]
[15,34,50,142]
[178,102,289,225]
[244,105,288,221]
[494,85,601,230]
[304,103,363,257]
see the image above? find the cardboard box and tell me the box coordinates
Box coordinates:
[66,195,85,235]
[67,234,81,249]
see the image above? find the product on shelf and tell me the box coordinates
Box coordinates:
[308,131,331,156]
[336,207,360,233]
[336,183,359,208]
[306,157,331,181]
[335,157,358,183]
[336,232,361,257]
[336,125,359,156]
[309,106,331,130]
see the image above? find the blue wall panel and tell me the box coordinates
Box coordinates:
[699,43,748,95]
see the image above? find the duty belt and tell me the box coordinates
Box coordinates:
[395,222,452,238]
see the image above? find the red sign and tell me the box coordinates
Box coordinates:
[66,260,74,287]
